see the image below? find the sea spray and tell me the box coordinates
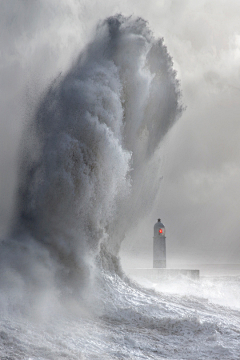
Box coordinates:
[2,15,182,309]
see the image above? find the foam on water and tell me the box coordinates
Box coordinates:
[1,272,240,359]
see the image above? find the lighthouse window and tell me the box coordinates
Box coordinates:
[159,229,163,234]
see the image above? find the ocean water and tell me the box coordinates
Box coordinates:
[1,270,240,359]
[1,14,240,359]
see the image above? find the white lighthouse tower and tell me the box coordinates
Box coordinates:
[153,219,166,268]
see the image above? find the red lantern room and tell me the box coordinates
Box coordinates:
[154,218,165,237]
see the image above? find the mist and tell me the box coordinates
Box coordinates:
[1,0,240,270]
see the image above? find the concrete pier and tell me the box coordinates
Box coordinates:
[129,268,200,280]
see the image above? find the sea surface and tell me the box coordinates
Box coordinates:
[1,267,240,359]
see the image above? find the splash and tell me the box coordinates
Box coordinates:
[4,15,182,302]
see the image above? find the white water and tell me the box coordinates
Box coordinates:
[3,14,181,301]
[1,273,240,359]
[1,12,240,360]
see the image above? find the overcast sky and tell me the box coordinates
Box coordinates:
[1,0,240,265]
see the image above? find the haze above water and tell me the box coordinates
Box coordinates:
[1,0,240,268]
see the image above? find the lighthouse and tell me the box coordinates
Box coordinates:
[127,218,199,280]
[153,219,166,268]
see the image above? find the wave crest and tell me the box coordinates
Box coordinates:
[9,15,182,291]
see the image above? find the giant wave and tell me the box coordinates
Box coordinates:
[0,15,182,308]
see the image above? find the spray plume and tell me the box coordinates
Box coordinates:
[2,15,182,304]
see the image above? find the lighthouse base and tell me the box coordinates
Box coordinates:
[128,268,200,280]
[153,260,166,268]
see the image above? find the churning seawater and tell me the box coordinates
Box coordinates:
[1,272,240,359]
[1,15,240,359]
